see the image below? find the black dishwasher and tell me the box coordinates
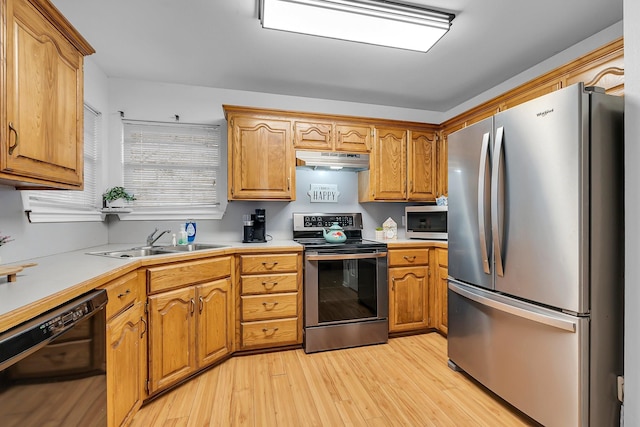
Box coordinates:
[0,289,108,426]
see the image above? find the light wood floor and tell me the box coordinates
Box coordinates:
[131,333,536,426]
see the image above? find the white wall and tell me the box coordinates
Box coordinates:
[624,0,638,423]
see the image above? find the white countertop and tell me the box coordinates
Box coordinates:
[0,240,301,331]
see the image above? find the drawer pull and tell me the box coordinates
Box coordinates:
[262,327,279,335]
[403,255,416,262]
[262,261,279,269]
[262,301,279,310]
[117,289,131,298]
[262,281,279,290]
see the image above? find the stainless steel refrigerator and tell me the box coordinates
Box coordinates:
[447,83,624,427]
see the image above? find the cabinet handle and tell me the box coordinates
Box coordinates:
[262,327,279,335]
[117,289,131,298]
[261,281,278,290]
[262,261,278,269]
[287,176,291,191]
[8,122,19,155]
[190,298,195,315]
[199,296,204,313]
[262,301,279,310]
[403,255,416,262]
[391,277,395,291]
[140,316,147,338]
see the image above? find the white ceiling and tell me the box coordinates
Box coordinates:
[51,0,622,112]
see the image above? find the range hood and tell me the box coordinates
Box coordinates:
[295,150,369,171]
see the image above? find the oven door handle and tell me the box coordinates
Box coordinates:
[306,252,387,261]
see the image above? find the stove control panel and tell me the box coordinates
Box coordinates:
[303,215,355,228]
[293,213,363,231]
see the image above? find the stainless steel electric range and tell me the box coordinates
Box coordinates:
[293,213,388,353]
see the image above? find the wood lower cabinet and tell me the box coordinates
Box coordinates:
[388,248,430,333]
[238,252,302,351]
[102,270,146,427]
[1,0,94,188]
[434,248,448,335]
[106,301,146,427]
[147,257,233,395]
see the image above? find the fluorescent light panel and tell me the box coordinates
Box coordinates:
[260,0,454,52]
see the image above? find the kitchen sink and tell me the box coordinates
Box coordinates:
[88,243,228,259]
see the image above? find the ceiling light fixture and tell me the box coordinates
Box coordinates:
[259,0,454,52]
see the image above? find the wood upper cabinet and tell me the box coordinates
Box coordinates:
[388,248,430,333]
[408,130,438,201]
[293,119,372,152]
[225,107,295,200]
[106,301,146,427]
[1,0,94,188]
[334,123,372,152]
[359,127,407,201]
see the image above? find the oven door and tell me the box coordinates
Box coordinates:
[304,250,388,328]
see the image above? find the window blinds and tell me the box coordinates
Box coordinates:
[122,120,220,209]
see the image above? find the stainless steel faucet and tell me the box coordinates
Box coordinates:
[146,228,172,246]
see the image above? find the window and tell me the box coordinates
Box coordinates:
[21,105,102,222]
[118,120,223,220]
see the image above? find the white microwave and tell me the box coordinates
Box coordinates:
[405,206,448,240]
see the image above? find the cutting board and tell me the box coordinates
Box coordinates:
[0,263,37,282]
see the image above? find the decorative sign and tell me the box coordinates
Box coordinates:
[308,184,340,203]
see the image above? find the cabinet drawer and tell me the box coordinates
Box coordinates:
[437,249,448,267]
[241,293,298,321]
[241,318,299,348]
[102,271,140,319]
[388,249,429,267]
[148,256,232,293]
[240,253,298,274]
[241,273,298,295]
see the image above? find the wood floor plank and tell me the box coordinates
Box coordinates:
[251,353,278,427]
[131,333,537,427]
[280,349,324,426]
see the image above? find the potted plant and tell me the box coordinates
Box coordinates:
[103,186,136,208]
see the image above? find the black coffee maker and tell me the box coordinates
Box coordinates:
[243,208,267,243]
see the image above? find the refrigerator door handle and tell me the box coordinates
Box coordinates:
[449,281,577,332]
[491,126,505,276]
[478,132,491,274]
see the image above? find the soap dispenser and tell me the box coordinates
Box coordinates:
[178,224,188,245]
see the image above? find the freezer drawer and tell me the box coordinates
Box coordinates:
[448,280,589,427]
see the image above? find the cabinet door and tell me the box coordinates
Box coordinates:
[435,265,449,335]
[370,127,407,200]
[293,120,332,150]
[228,115,294,200]
[3,0,85,187]
[106,301,146,427]
[335,123,372,152]
[408,130,438,201]
[196,278,233,367]
[389,266,429,332]
[148,287,196,393]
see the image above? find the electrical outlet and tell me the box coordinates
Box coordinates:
[401,215,405,226]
